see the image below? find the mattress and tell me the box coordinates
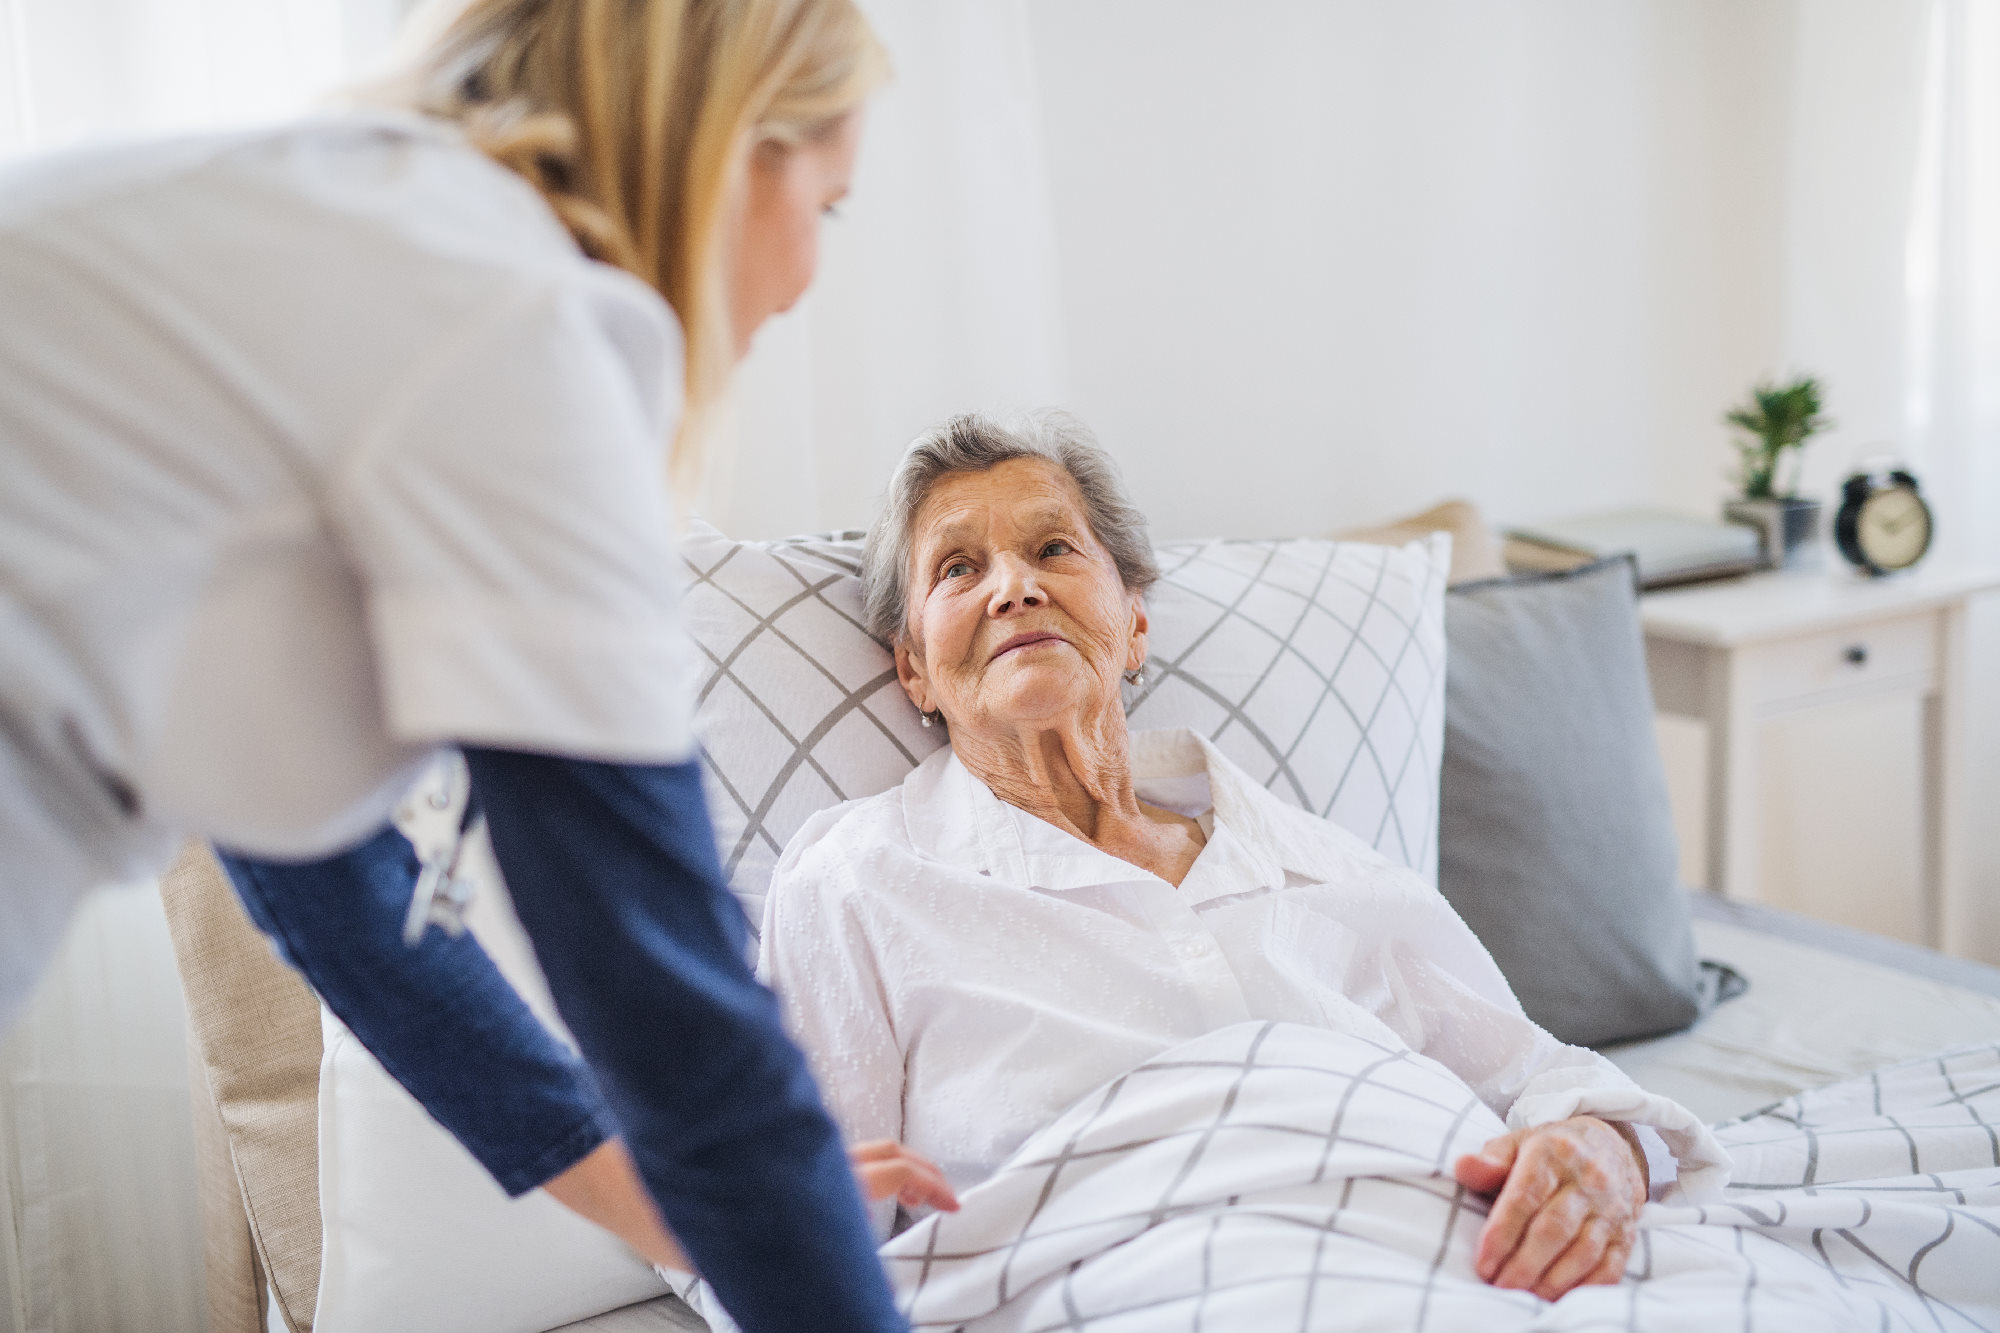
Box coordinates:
[1603,894,2000,1122]
[553,894,2000,1333]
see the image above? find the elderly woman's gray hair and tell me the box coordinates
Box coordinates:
[862,412,1160,644]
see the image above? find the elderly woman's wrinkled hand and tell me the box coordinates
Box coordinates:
[850,1139,960,1213]
[1452,1115,1646,1302]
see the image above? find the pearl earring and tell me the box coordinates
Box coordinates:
[1124,666,1147,687]
[920,710,935,728]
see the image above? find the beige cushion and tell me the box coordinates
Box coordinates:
[161,843,323,1333]
[1336,498,1506,586]
[187,1034,265,1333]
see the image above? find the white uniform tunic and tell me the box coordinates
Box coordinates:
[0,113,698,1025]
[760,729,1727,1233]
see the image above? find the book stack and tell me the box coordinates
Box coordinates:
[1505,508,1763,590]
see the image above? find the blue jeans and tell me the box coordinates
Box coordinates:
[219,753,902,1333]
[216,825,614,1197]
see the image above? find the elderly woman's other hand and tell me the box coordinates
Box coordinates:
[1452,1116,1646,1302]
[850,1139,960,1213]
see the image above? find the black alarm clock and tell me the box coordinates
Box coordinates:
[1834,468,1933,575]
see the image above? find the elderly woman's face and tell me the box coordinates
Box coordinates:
[895,459,1147,735]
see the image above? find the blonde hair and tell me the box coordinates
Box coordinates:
[393,0,887,489]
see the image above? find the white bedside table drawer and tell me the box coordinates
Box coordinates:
[1747,610,1936,713]
[1639,561,2000,954]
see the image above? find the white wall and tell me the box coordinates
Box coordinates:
[1021,0,1941,542]
[719,0,1936,539]
[1024,0,2000,962]
[716,0,2000,961]
[1030,1,1676,539]
[710,1,1821,543]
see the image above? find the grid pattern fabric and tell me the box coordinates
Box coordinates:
[677,524,1450,929]
[1714,1041,2000,1190]
[1132,535,1448,879]
[884,1021,1516,1331]
[679,524,945,930]
[848,1024,2000,1333]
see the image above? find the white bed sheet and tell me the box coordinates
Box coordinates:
[1605,916,2000,1123]
[555,914,2000,1333]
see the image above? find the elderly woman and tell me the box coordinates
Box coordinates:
[758,413,1724,1305]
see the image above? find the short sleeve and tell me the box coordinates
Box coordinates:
[333,267,698,763]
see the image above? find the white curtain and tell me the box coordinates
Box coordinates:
[1771,0,2000,957]
[0,8,413,1332]
[0,887,205,1333]
[1906,0,2000,954]
[0,0,410,160]
[1906,0,2000,531]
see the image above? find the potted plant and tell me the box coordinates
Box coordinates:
[1722,374,1830,568]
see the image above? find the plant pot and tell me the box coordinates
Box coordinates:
[1723,496,1823,569]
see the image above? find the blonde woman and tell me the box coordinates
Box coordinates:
[0,2,942,1327]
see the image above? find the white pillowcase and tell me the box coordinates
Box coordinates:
[684,522,1450,932]
[1132,533,1448,879]
[679,523,945,931]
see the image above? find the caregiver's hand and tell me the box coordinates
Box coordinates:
[559,1137,957,1277]
[1452,1116,1646,1302]
[850,1139,960,1213]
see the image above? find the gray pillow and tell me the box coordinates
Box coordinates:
[1440,556,1716,1046]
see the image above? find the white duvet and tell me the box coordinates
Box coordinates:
[685,1021,2000,1331]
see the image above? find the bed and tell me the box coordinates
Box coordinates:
[1608,895,2000,1124]
[535,894,2000,1332]
[156,513,2000,1333]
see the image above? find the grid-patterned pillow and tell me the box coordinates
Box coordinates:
[681,522,1449,929]
[680,522,943,930]
[1130,535,1448,879]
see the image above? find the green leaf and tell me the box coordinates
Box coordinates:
[1722,373,1832,497]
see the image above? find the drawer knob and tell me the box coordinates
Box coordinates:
[1844,644,1869,666]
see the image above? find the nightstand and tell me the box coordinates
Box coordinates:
[1641,562,2000,955]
